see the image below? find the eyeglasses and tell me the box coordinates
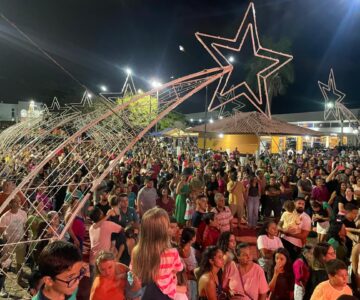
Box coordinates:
[54,267,86,288]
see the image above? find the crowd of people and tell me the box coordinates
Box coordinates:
[0,137,360,300]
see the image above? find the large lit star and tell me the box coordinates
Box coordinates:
[318,68,346,120]
[195,2,293,119]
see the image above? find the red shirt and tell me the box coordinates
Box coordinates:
[202,226,220,248]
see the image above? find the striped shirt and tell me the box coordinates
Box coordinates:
[156,248,183,299]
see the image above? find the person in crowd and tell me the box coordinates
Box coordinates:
[65,197,86,253]
[223,242,269,300]
[264,175,282,221]
[189,169,205,196]
[293,245,313,300]
[341,203,359,255]
[280,174,293,204]
[95,190,111,216]
[0,197,27,277]
[137,177,157,217]
[310,200,330,242]
[297,171,312,200]
[118,193,139,228]
[197,246,226,300]
[327,220,348,263]
[90,251,129,300]
[328,182,347,216]
[0,180,27,216]
[192,195,208,251]
[217,231,237,264]
[279,198,311,261]
[338,187,356,215]
[205,173,219,208]
[310,259,353,300]
[175,174,190,226]
[257,221,284,281]
[89,207,122,278]
[178,227,197,300]
[227,173,245,227]
[246,176,261,229]
[305,242,337,299]
[32,240,86,300]
[312,177,330,203]
[118,224,139,266]
[132,207,183,299]
[210,193,232,233]
[157,187,175,217]
[268,247,294,300]
[202,212,220,249]
[279,200,302,235]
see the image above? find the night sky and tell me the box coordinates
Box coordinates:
[0,0,359,114]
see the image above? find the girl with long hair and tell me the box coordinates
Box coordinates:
[132,207,183,300]
[217,231,237,264]
[269,248,294,300]
[197,246,226,300]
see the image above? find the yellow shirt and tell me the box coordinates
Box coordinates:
[227,180,244,205]
[310,280,352,300]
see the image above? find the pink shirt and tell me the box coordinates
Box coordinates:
[211,206,233,232]
[223,261,269,299]
[293,258,310,286]
[89,220,122,264]
[156,248,183,299]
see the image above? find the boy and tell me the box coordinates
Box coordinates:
[310,259,352,300]
[32,240,85,300]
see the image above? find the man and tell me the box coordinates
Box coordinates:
[279,198,311,261]
[136,177,157,217]
[211,193,232,233]
[310,259,352,299]
[118,193,139,228]
[256,170,267,217]
[264,175,282,220]
[32,241,85,300]
[297,171,312,199]
[341,203,359,255]
[0,180,27,216]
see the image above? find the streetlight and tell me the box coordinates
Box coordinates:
[150,79,162,132]
[218,133,224,138]
[137,89,143,94]
[190,118,194,122]
[100,85,107,92]
[87,93,92,98]
[199,119,202,122]
[30,100,35,106]
[326,102,334,108]
[209,118,214,123]
[219,116,223,120]
[126,68,132,75]
[179,45,185,52]
[228,56,235,63]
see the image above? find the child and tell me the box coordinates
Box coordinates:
[293,245,313,300]
[310,200,330,242]
[132,207,183,299]
[310,259,353,299]
[202,212,220,249]
[279,200,301,234]
[32,240,85,300]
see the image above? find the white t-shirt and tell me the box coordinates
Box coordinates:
[282,212,311,248]
[0,209,27,242]
[257,235,283,251]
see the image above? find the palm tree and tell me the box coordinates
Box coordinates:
[245,37,294,115]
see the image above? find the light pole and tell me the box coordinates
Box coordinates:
[203,86,208,151]
[151,79,162,132]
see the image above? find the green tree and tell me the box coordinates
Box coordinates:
[158,111,186,131]
[245,37,294,113]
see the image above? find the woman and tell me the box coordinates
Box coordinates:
[175,175,190,225]
[216,172,226,195]
[178,227,197,300]
[338,187,356,215]
[156,187,175,216]
[223,243,268,300]
[269,248,294,300]
[328,181,346,216]
[65,197,85,252]
[90,251,129,300]
[217,231,237,264]
[304,242,336,300]
[197,246,226,300]
[246,176,261,229]
[257,221,283,281]
[327,221,348,263]
[227,173,245,227]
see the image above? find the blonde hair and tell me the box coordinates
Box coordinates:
[132,207,170,283]
[95,251,115,275]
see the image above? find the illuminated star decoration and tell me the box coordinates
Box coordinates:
[318,68,346,120]
[195,2,293,119]
[42,97,67,114]
[217,85,245,118]
[63,91,93,114]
